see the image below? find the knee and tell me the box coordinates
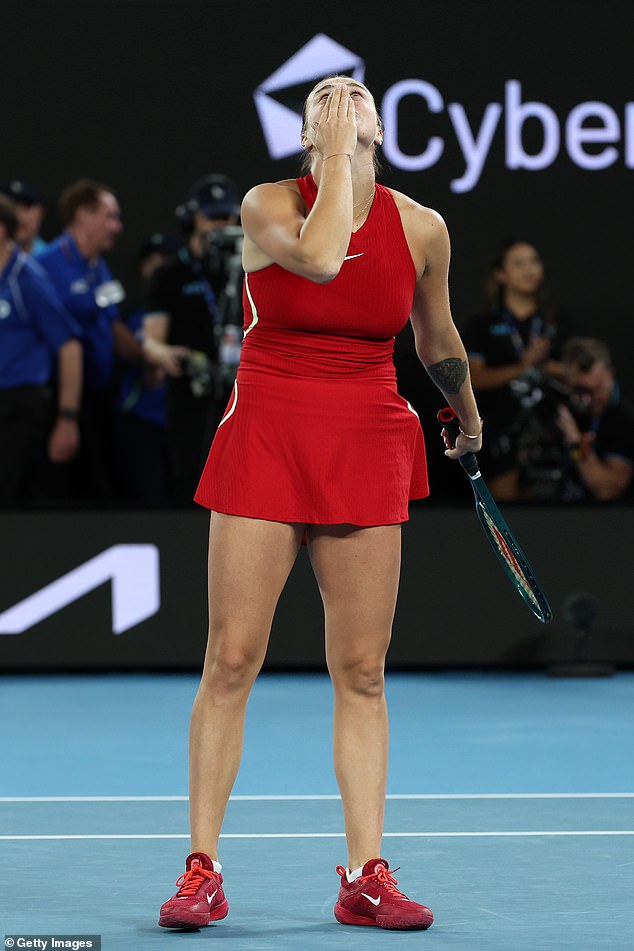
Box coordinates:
[201,639,262,698]
[329,657,386,699]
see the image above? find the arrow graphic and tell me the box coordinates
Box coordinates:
[0,545,160,635]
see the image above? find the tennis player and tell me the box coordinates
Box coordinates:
[159,75,482,931]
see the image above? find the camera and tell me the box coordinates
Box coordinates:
[203,225,244,328]
[180,351,214,398]
[515,373,593,499]
[180,345,240,400]
[204,225,244,252]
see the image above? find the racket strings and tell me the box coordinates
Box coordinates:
[478,503,541,612]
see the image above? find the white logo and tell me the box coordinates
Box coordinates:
[381,78,634,193]
[70,278,90,294]
[0,299,11,319]
[0,544,160,635]
[206,890,218,904]
[257,39,634,192]
[254,34,365,160]
[94,279,126,308]
[343,253,364,261]
[361,893,381,906]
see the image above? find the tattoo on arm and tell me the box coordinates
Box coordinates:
[426,358,468,395]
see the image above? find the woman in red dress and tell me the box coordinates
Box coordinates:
[159,76,482,932]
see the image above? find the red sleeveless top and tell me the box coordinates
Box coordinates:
[194,174,429,523]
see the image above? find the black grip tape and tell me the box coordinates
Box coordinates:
[437,406,480,478]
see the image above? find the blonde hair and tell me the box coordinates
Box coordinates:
[299,75,383,175]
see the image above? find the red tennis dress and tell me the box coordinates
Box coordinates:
[194,175,429,524]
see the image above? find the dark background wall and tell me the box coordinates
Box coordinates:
[2,1,633,670]
[4,0,633,356]
[0,507,632,671]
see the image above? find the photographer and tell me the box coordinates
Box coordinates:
[143,174,244,504]
[555,337,634,502]
[462,238,572,500]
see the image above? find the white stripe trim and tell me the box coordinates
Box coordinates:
[9,254,29,322]
[243,273,259,337]
[1,831,633,841]
[1,793,633,802]
[217,380,238,429]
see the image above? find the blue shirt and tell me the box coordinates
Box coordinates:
[38,233,119,392]
[31,236,49,258]
[116,304,167,428]
[0,248,80,389]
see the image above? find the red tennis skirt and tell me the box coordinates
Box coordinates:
[194,328,428,525]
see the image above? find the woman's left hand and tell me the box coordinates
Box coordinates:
[442,429,483,459]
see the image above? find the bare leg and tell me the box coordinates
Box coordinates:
[307,524,401,870]
[189,513,304,857]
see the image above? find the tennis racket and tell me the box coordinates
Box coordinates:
[438,407,553,623]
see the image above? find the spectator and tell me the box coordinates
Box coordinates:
[462,238,572,500]
[0,179,48,256]
[37,178,129,502]
[114,233,181,505]
[0,194,82,507]
[555,337,634,502]
[143,174,243,504]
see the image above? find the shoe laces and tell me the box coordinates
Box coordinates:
[363,863,409,900]
[174,861,216,897]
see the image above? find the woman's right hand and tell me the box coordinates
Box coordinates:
[521,335,551,368]
[312,85,358,161]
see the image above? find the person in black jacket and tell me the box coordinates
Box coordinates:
[143,174,243,504]
[462,238,572,500]
[555,337,634,502]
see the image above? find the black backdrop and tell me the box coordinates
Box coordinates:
[1,508,632,671]
[3,0,634,496]
[2,0,634,670]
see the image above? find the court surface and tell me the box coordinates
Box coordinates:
[1,670,633,950]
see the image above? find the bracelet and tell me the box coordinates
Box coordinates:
[57,408,79,421]
[323,152,352,161]
[458,418,484,439]
[565,436,593,462]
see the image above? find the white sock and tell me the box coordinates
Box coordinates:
[346,866,363,883]
[212,860,222,873]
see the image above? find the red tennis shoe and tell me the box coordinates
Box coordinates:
[158,852,228,929]
[334,858,434,930]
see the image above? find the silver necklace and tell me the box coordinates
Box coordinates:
[353,187,375,221]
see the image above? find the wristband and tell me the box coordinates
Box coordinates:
[458,418,484,439]
[57,408,79,421]
[323,152,352,161]
[565,436,592,462]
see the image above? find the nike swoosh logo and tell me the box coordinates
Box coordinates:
[361,892,381,906]
[343,253,364,261]
[206,889,218,904]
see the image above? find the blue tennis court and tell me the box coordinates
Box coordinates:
[2,671,633,950]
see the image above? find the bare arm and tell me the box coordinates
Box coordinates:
[469,336,552,391]
[143,312,190,376]
[408,210,482,458]
[241,85,357,282]
[48,338,82,463]
[575,453,633,500]
[557,404,633,500]
[112,317,144,363]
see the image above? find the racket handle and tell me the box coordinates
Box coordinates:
[437,407,480,478]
